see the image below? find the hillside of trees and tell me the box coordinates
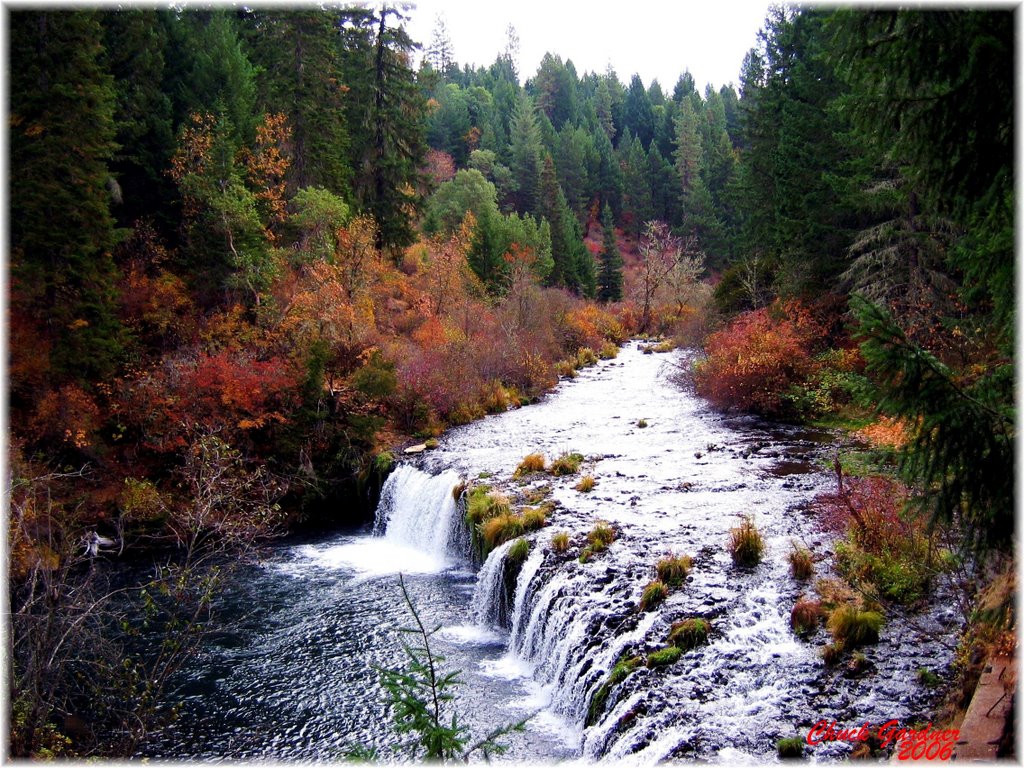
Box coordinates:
[8,6,1014,758]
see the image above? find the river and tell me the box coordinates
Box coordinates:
[142,340,958,761]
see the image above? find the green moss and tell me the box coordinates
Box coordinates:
[668,618,710,651]
[639,580,668,612]
[507,537,530,566]
[646,646,683,667]
[373,451,395,473]
[586,653,642,726]
[777,736,804,758]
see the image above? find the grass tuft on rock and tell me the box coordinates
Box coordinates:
[575,475,596,492]
[656,554,692,587]
[788,544,815,580]
[729,516,764,566]
[550,531,570,553]
[668,618,710,651]
[826,605,883,648]
[639,580,668,612]
[790,598,823,638]
[514,452,546,477]
[549,451,585,476]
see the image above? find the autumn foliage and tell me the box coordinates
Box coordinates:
[694,300,822,417]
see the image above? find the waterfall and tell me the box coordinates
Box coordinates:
[373,464,464,565]
[471,539,514,627]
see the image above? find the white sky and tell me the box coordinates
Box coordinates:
[402,0,776,92]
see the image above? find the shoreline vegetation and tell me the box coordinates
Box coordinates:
[8,6,1013,760]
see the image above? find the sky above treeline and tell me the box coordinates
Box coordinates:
[403,0,775,92]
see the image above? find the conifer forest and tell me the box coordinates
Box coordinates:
[6,6,1015,761]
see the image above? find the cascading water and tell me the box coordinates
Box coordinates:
[372,464,465,568]
[146,341,956,761]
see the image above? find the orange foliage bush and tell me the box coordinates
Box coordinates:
[31,383,102,451]
[855,415,911,449]
[694,300,821,417]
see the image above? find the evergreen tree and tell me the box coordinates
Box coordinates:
[597,203,624,302]
[533,52,578,130]
[175,11,259,145]
[101,10,176,232]
[345,5,428,253]
[623,73,655,148]
[538,154,582,292]
[9,10,124,380]
[241,10,352,196]
[621,134,654,240]
[508,93,543,214]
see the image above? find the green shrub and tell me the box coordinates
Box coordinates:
[656,555,692,587]
[729,517,764,565]
[507,537,530,566]
[549,451,585,476]
[639,580,668,612]
[826,605,883,648]
[646,646,682,668]
[790,598,823,638]
[514,452,546,477]
[550,531,570,553]
[576,347,599,368]
[788,545,815,580]
[917,667,940,687]
[777,736,804,758]
[668,618,709,651]
[575,475,596,492]
[579,547,594,563]
[637,418,648,428]
[554,359,578,378]
[598,341,619,360]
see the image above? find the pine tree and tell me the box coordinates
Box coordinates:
[100,10,176,232]
[623,73,654,148]
[241,10,352,197]
[508,93,543,214]
[342,5,427,254]
[597,203,624,302]
[10,10,124,380]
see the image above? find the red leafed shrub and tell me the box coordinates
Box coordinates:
[119,350,300,452]
[694,300,820,417]
[815,476,915,556]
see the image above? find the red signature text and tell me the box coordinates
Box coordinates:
[806,719,960,760]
